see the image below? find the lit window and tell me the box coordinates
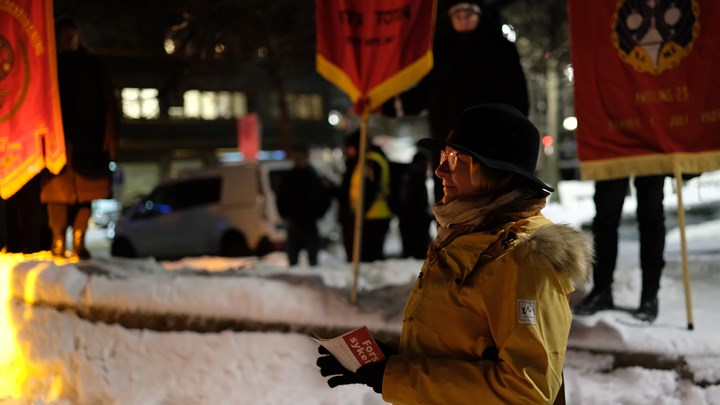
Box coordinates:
[121,87,159,119]
[168,106,184,118]
[282,93,323,120]
[217,92,232,119]
[232,93,247,118]
[183,90,201,118]
[182,90,247,120]
[200,92,217,120]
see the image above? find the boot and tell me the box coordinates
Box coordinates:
[635,277,660,322]
[73,229,91,260]
[635,295,659,323]
[51,231,66,258]
[573,288,614,316]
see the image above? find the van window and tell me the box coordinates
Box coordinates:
[146,177,221,213]
[175,177,222,209]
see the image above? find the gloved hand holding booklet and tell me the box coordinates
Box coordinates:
[311,326,385,372]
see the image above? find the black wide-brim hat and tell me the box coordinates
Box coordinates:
[417,103,554,192]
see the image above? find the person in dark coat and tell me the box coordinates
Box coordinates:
[573,175,667,322]
[276,146,331,267]
[40,18,117,259]
[398,151,433,259]
[382,0,529,203]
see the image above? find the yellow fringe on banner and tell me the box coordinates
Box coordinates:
[580,151,720,181]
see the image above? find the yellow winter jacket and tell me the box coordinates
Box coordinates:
[382,215,593,405]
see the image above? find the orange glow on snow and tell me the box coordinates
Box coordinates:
[0,252,67,401]
[0,253,28,398]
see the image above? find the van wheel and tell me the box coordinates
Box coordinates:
[111,237,137,258]
[221,231,250,257]
[254,236,276,257]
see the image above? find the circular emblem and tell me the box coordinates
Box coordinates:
[0,35,13,80]
[612,0,699,75]
[0,37,29,123]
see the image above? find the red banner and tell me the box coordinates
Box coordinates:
[0,0,65,199]
[316,0,436,115]
[569,0,720,180]
[237,113,260,161]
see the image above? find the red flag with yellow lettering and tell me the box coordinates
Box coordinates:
[315,0,436,115]
[569,0,720,180]
[0,0,65,199]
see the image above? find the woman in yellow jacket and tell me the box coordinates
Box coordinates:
[318,103,593,404]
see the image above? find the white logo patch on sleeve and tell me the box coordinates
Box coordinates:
[518,299,537,325]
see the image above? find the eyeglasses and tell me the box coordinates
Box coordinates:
[439,149,462,171]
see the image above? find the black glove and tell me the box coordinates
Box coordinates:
[316,346,363,388]
[356,338,398,393]
[317,339,397,392]
[356,359,387,393]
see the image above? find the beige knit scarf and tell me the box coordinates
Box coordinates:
[431,190,548,250]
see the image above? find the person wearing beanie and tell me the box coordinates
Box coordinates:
[318,104,592,404]
[382,0,529,204]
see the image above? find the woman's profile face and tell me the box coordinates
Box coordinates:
[435,148,480,204]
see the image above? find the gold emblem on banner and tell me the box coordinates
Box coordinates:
[611,0,700,75]
[0,36,29,123]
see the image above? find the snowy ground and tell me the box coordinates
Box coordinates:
[2,173,720,404]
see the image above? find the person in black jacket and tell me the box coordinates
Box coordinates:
[276,146,331,267]
[383,0,529,203]
[574,175,667,322]
[398,151,433,259]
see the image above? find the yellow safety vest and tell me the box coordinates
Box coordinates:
[349,150,392,220]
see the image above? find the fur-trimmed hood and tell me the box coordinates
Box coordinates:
[515,222,595,289]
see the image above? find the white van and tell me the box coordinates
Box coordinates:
[110,160,293,259]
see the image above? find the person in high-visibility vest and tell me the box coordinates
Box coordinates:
[340,130,393,262]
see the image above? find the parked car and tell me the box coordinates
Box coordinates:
[110,160,293,259]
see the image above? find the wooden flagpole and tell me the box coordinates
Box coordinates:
[350,110,369,303]
[673,166,694,331]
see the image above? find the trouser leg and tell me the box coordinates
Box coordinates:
[341,215,355,263]
[591,178,629,292]
[399,219,411,258]
[634,175,666,301]
[72,203,92,259]
[47,203,69,257]
[306,225,320,267]
[361,218,390,262]
[285,225,301,266]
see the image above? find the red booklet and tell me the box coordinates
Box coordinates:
[312,326,385,372]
